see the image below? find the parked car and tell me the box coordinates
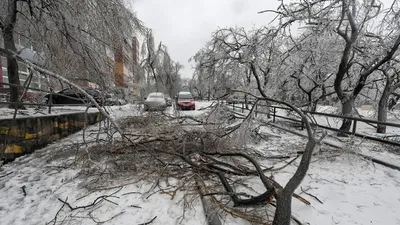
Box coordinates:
[44,87,110,106]
[144,92,167,111]
[105,95,119,106]
[118,98,127,105]
[105,94,127,106]
[176,91,195,110]
[226,95,240,104]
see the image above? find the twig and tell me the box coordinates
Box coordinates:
[300,187,323,204]
[202,191,254,198]
[89,210,125,224]
[52,197,67,225]
[0,172,12,178]
[270,155,300,172]
[138,216,157,225]
[122,191,142,196]
[21,185,27,197]
[57,187,122,211]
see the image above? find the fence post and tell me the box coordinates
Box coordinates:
[232,101,235,111]
[255,104,258,118]
[242,102,244,113]
[301,119,304,130]
[352,119,357,135]
[273,107,276,123]
[48,91,52,114]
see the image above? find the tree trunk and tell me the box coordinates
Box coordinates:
[307,93,317,112]
[272,193,292,225]
[3,27,21,108]
[245,94,249,109]
[377,82,391,133]
[338,99,353,136]
[310,102,317,112]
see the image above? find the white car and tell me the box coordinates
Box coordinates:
[144,92,167,111]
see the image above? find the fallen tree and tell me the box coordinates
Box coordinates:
[46,97,317,225]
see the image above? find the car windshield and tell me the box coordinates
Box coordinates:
[178,93,192,99]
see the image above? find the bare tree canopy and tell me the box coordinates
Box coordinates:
[192,0,400,134]
[0,0,144,107]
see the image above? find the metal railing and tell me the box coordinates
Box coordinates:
[228,100,400,147]
[0,81,107,115]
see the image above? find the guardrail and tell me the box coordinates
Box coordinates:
[228,100,400,147]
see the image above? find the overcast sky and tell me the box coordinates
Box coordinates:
[133,0,281,79]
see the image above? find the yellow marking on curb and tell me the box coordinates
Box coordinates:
[71,121,86,127]
[25,131,43,140]
[5,144,23,153]
[0,126,25,137]
[0,126,8,134]
[59,122,69,129]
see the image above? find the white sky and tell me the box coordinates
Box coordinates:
[133,0,281,79]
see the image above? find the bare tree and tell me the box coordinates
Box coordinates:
[286,33,338,111]
[264,0,400,134]
[1,0,21,108]
[377,63,400,133]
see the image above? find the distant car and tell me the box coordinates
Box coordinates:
[176,91,195,110]
[144,92,167,111]
[118,98,127,105]
[45,87,109,106]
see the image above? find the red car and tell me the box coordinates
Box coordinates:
[176,92,195,110]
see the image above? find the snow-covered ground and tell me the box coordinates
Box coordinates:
[1,101,400,225]
[251,125,400,225]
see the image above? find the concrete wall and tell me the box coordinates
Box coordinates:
[0,112,103,161]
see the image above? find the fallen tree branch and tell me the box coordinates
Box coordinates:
[216,172,275,207]
[202,151,275,190]
[51,197,68,225]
